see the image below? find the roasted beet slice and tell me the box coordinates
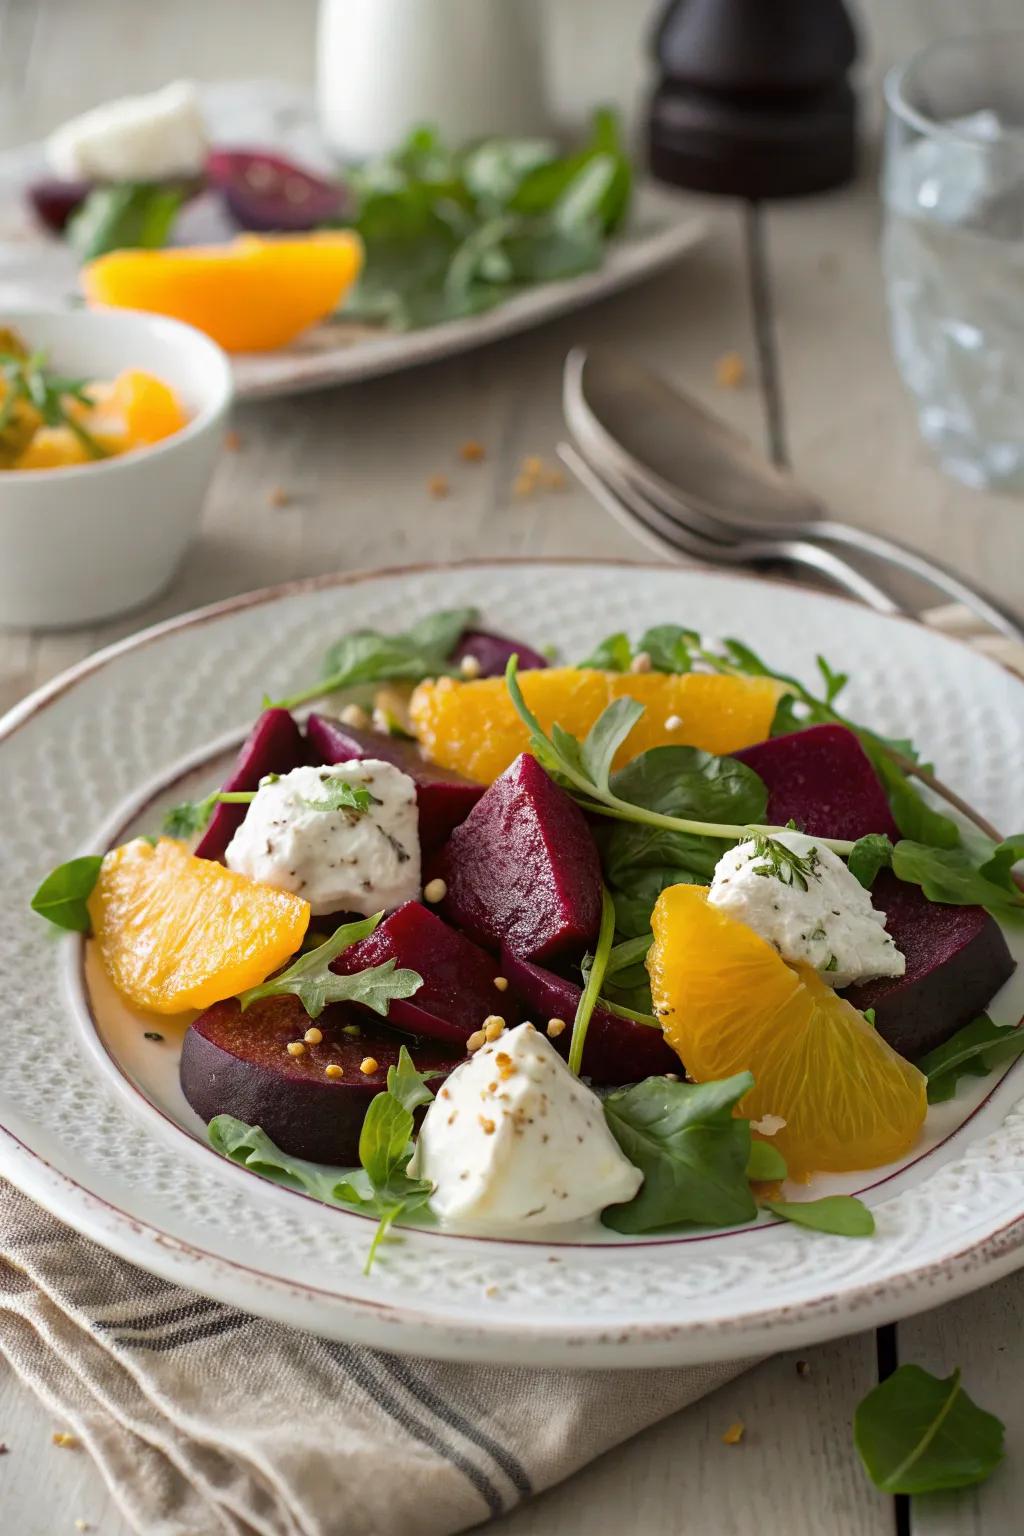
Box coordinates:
[435,753,602,961]
[180,994,459,1164]
[450,629,550,677]
[331,900,515,1044]
[194,708,306,862]
[206,149,349,231]
[847,873,1015,1059]
[500,947,679,1083]
[27,176,93,233]
[306,713,483,854]
[735,724,899,841]
[734,725,1014,1058]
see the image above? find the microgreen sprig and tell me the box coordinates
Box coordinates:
[163,790,257,839]
[237,912,422,1020]
[0,348,108,460]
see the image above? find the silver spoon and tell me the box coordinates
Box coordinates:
[558,441,904,616]
[564,347,1024,643]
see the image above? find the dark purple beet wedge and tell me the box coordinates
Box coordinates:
[435,753,602,961]
[27,176,93,233]
[206,149,349,231]
[331,900,516,1044]
[180,994,459,1165]
[306,713,483,854]
[733,724,1014,1059]
[194,708,306,862]
[847,873,1016,1060]
[734,723,899,841]
[450,629,550,677]
[500,947,680,1084]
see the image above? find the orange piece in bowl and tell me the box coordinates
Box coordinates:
[647,883,926,1177]
[408,667,787,784]
[81,231,364,352]
[88,837,309,1014]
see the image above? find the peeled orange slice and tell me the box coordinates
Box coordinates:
[89,837,309,1014]
[409,668,787,784]
[648,883,926,1176]
[82,232,363,352]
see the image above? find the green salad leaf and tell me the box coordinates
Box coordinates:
[854,1365,1004,1493]
[917,1014,1024,1103]
[30,854,104,933]
[765,1196,875,1237]
[68,181,187,262]
[208,1045,436,1273]
[237,912,421,1019]
[746,1140,788,1182]
[271,606,476,711]
[602,1072,757,1234]
[162,788,257,839]
[567,887,616,1074]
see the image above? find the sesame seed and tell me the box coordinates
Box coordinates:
[268,484,290,508]
[467,1029,486,1053]
[460,439,486,461]
[483,1015,505,1041]
[665,714,684,731]
[427,473,450,499]
[287,1041,305,1057]
[359,1056,379,1075]
[304,1027,323,1045]
[339,702,370,729]
[512,473,537,498]
[224,429,241,452]
[715,351,746,389]
[325,1063,343,1079]
[52,1432,80,1449]
[546,1017,567,1038]
[423,877,447,903]
[721,1420,745,1446]
[522,456,543,476]
[492,975,509,992]
[459,654,482,679]
[630,650,652,674]
[478,1115,496,1135]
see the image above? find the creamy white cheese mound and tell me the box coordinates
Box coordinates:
[224,761,420,917]
[707,829,905,990]
[47,80,208,182]
[409,1023,643,1230]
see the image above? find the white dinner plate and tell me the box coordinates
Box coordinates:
[0,81,707,400]
[3,560,1024,1368]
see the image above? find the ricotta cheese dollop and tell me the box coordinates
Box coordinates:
[47,80,208,182]
[224,760,421,916]
[707,830,905,989]
[409,1023,643,1230]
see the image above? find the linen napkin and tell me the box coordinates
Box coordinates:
[0,1181,747,1536]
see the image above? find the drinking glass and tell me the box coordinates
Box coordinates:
[883,33,1024,492]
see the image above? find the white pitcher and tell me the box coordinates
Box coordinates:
[317,0,551,163]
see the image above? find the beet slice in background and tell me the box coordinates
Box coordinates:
[206,148,350,231]
[26,176,94,232]
[450,629,550,677]
[435,753,602,962]
[734,723,899,841]
[331,900,515,1044]
[733,724,1015,1058]
[306,713,483,854]
[180,994,459,1165]
[500,947,679,1084]
[846,873,1016,1059]
[194,707,306,862]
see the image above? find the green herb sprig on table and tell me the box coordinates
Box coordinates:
[854,1365,1004,1493]
[208,1046,436,1274]
[0,347,108,461]
[237,912,421,1020]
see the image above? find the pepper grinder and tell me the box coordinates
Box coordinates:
[648,0,859,198]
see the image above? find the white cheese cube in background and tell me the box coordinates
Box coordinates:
[410,1022,643,1230]
[47,80,208,182]
[225,760,421,916]
[707,830,905,990]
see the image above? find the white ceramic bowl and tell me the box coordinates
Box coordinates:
[0,307,233,628]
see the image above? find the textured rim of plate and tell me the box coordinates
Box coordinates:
[3,558,1024,1369]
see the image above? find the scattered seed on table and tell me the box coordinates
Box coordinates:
[714,351,746,389]
[427,473,450,498]
[460,439,486,462]
[268,485,291,507]
[721,1420,745,1446]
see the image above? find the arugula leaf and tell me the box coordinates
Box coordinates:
[567,887,616,1074]
[854,1365,1004,1493]
[578,632,634,672]
[602,1072,757,1234]
[639,624,699,674]
[68,181,186,262]
[847,833,894,889]
[162,788,256,839]
[917,1014,1024,1103]
[870,748,960,850]
[891,841,1024,924]
[30,855,104,933]
[237,913,422,1019]
[299,778,377,815]
[208,1044,437,1273]
[765,1196,875,1237]
[273,607,476,711]
[579,698,644,796]
[979,833,1024,888]
[747,1140,788,1182]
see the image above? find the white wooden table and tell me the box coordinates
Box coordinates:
[1,3,1023,1533]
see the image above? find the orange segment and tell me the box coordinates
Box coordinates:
[648,884,926,1176]
[89,837,309,1014]
[409,668,787,784]
[82,231,364,352]
[108,369,187,445]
